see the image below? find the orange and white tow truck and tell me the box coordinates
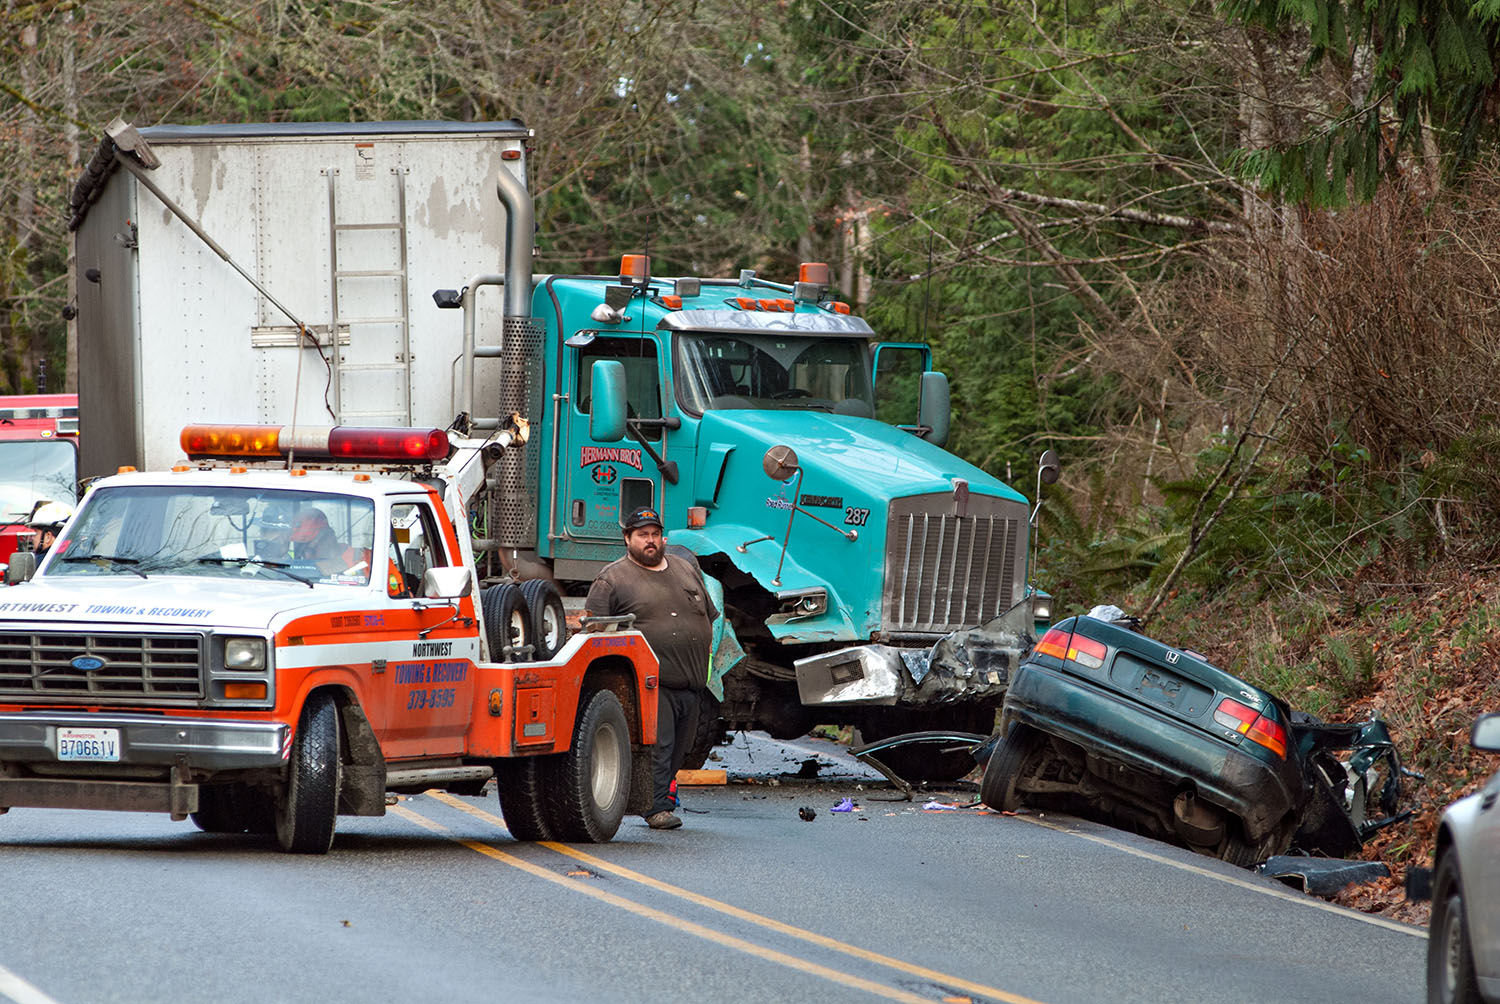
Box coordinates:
[0,423,658,852]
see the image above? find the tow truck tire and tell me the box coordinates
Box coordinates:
[190,785,240,833]
[494,756,554,841]
[1429,852,1483,1004]
[979,721,1044,812]
[274,694,342,854]
[520,579,568,661]
[482,584,531,662]
[545,688,631,842]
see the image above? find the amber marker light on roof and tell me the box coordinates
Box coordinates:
[799,262,831,284]
[619,254,650,285]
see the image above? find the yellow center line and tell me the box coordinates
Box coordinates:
[389,805,938,1003]
[426,793,1045,1004]
[1017,814,1426,938]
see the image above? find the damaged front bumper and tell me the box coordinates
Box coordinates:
[794,600,1035,706]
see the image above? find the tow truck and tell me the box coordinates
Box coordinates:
[0,423,657,852]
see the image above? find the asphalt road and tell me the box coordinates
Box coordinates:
[0,733,1426,1004]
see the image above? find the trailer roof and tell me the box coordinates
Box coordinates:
[138,119,530,142]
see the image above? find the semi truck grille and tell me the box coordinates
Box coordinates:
[883,493,1028,635]
[0,632,204,701]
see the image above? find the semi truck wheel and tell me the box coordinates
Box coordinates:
[520,579,568,661]
[979,722,1044,812]
[482,584,531,662]
[679,693,725,772]
[494,756,554,841]
[274,693,342,854]
[544,689,631,842]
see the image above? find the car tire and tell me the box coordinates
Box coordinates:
[979,721,1045,812]
[274,693,342,854]
[482,583,531,662]
[543,689,631,843]
[494,755,554,841]
[1428,851,1484,1004]
[520,579,568,661]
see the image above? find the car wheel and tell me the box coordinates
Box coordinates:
[274,693,342,854]
[979,722,1045,812]
[520,579,568,661]
[494,755,554,841]
[482,583,531,662]
[1428,851,1484,1004]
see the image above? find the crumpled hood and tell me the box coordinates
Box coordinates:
[0,575,355,632]
[696,409,1025,504]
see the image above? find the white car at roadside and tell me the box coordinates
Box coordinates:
[1428,713,1500,1003]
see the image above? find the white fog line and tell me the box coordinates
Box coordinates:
[0,964,61,1004]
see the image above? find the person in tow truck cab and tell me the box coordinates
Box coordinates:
[585,506,716,831]
[26,500,72,562]
[252,505,295,563]
[291,507,367,579]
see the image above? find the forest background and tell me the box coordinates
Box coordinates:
[5,0,1500,915]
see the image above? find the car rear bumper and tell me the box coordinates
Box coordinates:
[1004,662,1301,840]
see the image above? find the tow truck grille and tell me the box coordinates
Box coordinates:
[0,632,204,701]
[883,494,1028,635]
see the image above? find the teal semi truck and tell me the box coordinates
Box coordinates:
[70,119,1052,781]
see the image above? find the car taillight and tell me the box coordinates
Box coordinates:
[1034,627,1107,669]
[1213,697,1287,758]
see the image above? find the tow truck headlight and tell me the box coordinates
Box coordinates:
[224,638,266,671]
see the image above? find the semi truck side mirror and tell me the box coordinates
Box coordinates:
[589,359,628,443]
[1038,449,1060,486]
[917,371,950,446]
[762,444,800,480]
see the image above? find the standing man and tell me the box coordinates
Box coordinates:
[585,506,716,830]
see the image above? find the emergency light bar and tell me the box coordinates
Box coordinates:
[180,424,450,463]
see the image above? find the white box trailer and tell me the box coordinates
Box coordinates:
[70,120,530,479]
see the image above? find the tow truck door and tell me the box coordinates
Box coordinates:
[555,334,666,555]
[369,497,478,759]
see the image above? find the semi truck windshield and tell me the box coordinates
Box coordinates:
[675,333,876,416]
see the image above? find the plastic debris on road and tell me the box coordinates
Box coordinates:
[922,800,959,811]
[1259,855,1391,896]
[832,797,856,812]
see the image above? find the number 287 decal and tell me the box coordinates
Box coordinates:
[843,507,870,526]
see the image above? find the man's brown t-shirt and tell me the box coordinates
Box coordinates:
[585,555,718,691]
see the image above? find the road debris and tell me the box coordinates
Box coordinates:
[831,797,856,812]
[1260,856,1392,896]
[798,806,817,821]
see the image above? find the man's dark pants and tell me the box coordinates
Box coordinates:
[653,687,702,815]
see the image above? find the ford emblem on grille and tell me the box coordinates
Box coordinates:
[69,655,106,672]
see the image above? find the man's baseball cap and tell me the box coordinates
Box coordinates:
[622,506,663,532]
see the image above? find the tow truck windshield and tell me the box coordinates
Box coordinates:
[46,485,376,585]
[676,333,876,416]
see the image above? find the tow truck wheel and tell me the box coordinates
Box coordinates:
[494,755,554,841]
[979,722,1044,812]
[274,693,342,854]
[520,579,568,661]
[482,584,531,662]
[545,688,630,842]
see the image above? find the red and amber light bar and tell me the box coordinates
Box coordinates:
[181,424,449,464]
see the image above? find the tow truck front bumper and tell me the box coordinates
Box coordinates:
[0,712,290,817]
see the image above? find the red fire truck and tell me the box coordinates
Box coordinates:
[0,393,79,565]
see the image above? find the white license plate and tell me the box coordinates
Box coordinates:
[57,727,120,762]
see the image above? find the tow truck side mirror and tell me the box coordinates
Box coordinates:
[917,371,950,446]
[4,552,36,584]
[422,566,472,599]
[589,359,628,443]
